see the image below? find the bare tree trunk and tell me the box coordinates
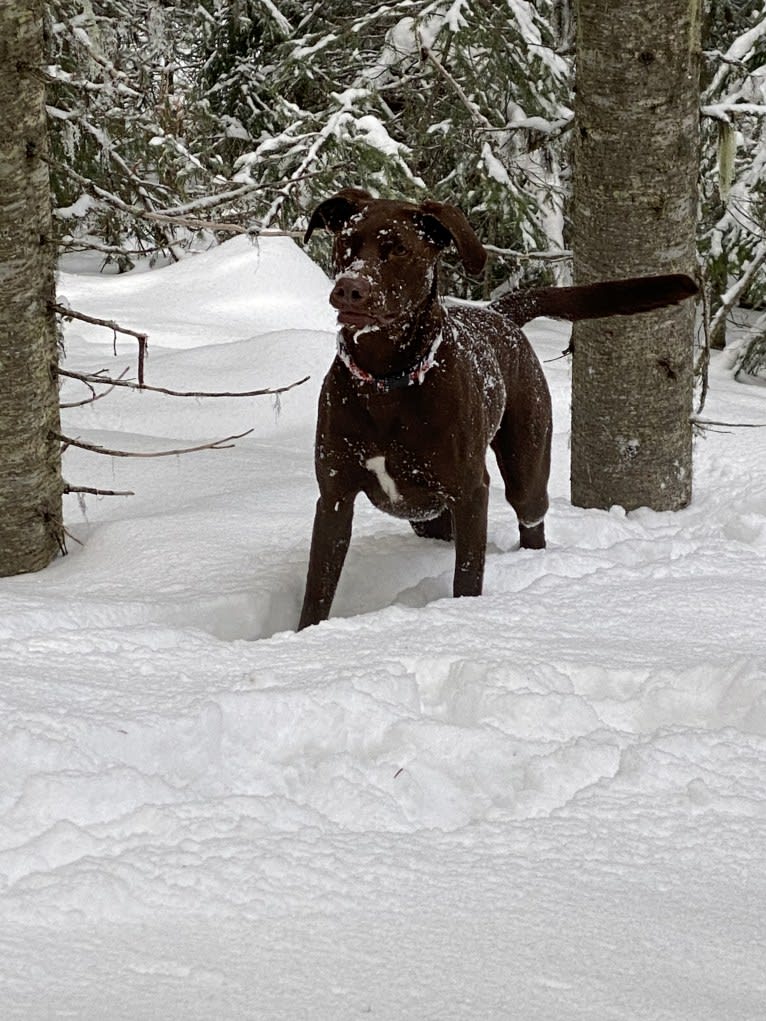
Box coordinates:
[0,0,64,575]
[570,0,701,511]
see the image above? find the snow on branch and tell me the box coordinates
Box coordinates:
[702,102,766,122]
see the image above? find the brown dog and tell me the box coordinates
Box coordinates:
[298,188,697,629]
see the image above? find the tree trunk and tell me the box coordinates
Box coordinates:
[570,0,701,511]
[0,0,64,575]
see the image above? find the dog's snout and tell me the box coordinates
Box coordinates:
[331,274,371,310]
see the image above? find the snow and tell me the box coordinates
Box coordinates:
[2,235,766,1019]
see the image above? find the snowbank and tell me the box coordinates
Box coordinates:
[1,235,764,1019]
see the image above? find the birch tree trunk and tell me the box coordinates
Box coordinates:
[570,0,701,511]
[0,0,64,575]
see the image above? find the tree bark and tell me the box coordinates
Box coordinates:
[570,0,701,511]
[0,0,64,575]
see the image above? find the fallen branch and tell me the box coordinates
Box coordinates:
[57,366,309,399]
[54,429,254,458]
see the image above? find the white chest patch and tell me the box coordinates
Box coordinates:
[365,455,401,503]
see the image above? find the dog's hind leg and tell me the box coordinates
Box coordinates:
[492,427,549,549]
[491,337,553,550]
[410,510,453,541]
[491,406,551,551]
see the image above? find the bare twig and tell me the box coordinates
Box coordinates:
[60,366,131,408]
[52,302,147,344]
[61,526,83,549]
[52,303,149,385]
[56,366,309,399]
[695,269,712,414]
[691,417,766,428]
[64,484,135,497]
[54,429,255,458]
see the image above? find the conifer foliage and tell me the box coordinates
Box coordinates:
[700,1,766,376]
[223,2,572,293]
[46,1,573,294]
[43,1,766,373]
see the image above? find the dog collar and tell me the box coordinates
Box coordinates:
[337,330,444,393]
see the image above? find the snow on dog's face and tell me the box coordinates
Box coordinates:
[304,189,486,331]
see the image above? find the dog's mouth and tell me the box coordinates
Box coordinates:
[336,310,388,329]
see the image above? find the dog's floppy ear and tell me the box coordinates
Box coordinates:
[418,200,487,276]
[304,188,373,243]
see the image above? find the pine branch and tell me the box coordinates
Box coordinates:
[420,44,494,131]
[710,247,766,349]
[53,162,304,238]
[701,102,766,122]
[484,244,572,263]
[57,236,166,259]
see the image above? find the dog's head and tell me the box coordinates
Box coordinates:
[305,188,487,330]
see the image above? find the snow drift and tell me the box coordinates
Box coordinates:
[0,235,764,1020]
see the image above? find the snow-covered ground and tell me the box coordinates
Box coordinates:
[1,236,765,1019]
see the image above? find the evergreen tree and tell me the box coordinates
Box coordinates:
[46,0,237,269]
[212,1,573,296]
[43,1,766,378]
[700,0,766,377]
[47,2,575,292]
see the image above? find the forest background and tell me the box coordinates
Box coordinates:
[47,0,766,376]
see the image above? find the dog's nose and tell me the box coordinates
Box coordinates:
[331,275,371,310]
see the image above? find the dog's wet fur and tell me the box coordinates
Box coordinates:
[298,188,698,629]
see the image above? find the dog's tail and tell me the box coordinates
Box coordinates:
[491,273,698,326]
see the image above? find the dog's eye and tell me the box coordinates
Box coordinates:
[383,240,408,259]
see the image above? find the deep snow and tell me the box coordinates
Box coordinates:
[1,235,765,1019]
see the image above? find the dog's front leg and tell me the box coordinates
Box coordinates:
[298,495,355,630]
[450,479,489,598]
